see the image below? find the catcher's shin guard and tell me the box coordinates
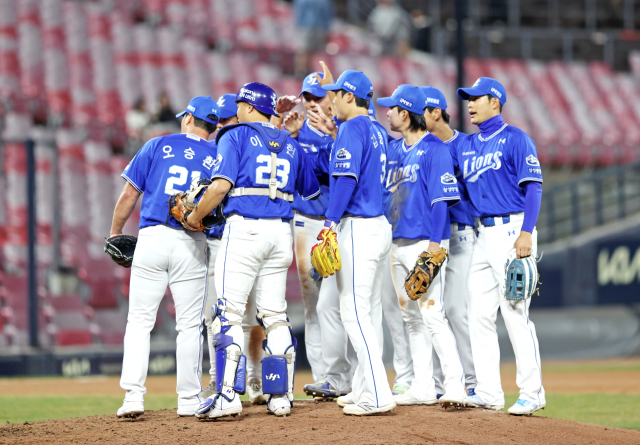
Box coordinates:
[212,300,247,401]
[256,310,297,403]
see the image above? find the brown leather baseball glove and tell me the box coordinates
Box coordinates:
[404,247,448,300]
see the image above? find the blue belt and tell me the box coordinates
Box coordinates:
[480,215,511,227]
[458,223,468,231]
[243,216,291,223]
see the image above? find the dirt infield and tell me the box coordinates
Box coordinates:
[2,401,639,445]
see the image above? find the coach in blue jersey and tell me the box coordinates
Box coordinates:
[111,96,218,419]
[378,85,466,409]
[186,82,320,419]
[456,77,545,415]
[317,70,395,416]
[420,86,477,400]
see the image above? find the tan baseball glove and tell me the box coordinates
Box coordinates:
[404,247,448,300]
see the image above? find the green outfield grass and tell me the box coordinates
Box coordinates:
[1,393,639,429]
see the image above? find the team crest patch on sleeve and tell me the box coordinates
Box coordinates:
[526,155,540,166]
[287,143,296,157]
[441,172,458,184]
[336,148,351,160]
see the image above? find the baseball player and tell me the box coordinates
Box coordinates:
[456,77,545,415]
[312,70,396,416]
[112,96,219,418]
[186,82,320,419]
[419,86,477,398]
[280,72,338,389]
[200,94,267,406]
[377,85,467,408]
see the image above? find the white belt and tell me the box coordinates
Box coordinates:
[228,187,294,202]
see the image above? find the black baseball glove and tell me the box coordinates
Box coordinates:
[104,235,137,268]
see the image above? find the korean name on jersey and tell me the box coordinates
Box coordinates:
[122,133,218,229]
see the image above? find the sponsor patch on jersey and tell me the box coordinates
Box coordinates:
[462,151,475,155]
[441,172,457,184]
[526,155,540,166]
[336,148,351,160]
[335,162,351,169]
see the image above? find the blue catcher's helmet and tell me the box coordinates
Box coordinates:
[235,82,280,117]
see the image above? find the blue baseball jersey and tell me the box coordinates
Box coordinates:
[328,115,386,219]
[291,120,333,217]
[205,140,225,239]
[368,116,394,223]
[385,132,460,240]
[122,133,218,230]
[213,123,320,219]
[444,131,474,227]
[455,124,543,217]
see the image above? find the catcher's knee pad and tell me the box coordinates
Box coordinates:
[214,333,246,400]
[256,310,297,402]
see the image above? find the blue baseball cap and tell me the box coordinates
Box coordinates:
[419,86,448,111]
[176,96,218,124]
[376,84,428,115]
[299,72,327,98]
[216,94,238,119]
[236,82,280,117]
[457,77,507,106]
[322,70,373,101]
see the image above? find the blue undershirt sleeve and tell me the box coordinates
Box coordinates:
[430,200,447,245]
[522,181,542,233]
[326,175,356,223]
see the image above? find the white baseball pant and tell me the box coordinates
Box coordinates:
[291,212,326,382]
[336,216,393,408]
[381,252,414,389]
[120,225,207,409]
[391,238,466,399]
[467,212,545,407]
[214,215,294,407]
[433,225,477,393]
[204,238,263,384]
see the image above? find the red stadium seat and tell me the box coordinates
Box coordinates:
[56,330,93,346]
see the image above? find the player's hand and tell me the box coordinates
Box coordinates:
[185,211,201,231]
[276,95,301,114]
[308,104,337,139]
[514,231,532,259]
[314,60,334,86]
[284,111,305,137]
[110,231,123,238]
[427,241,440,276]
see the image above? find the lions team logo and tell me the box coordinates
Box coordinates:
[218,97,226,107]
[526,155,540,166]
[307,75,318,86]
[473,78,481,87]
[336,148,351,160]
[440,172,457,184]
[286,143,296,158]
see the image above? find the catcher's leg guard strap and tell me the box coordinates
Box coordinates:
[214,333,246,400]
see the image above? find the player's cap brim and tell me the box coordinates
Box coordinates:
[175,111,186,118]
[298,86,328,98]
[217,110,237,119]
[376,97,396,108]
[457,87,486,100]
[321,83,342,92]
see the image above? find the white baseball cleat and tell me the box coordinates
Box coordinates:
[177,403,200,417]
[247,378,268,405]
[439,393,468,409]
[393,388,439,406]
[117,401,144,419]
[466,392,503,411]
[267,396,291,417]
[343,401,396,416]
[199,379,216,400]
[508,399,545,416]
[195,395,242,420]
[336,392,354,407]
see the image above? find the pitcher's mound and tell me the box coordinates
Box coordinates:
[1,400,638,444]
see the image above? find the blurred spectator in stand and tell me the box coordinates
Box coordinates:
[293,0,333,78]
[367,0,412,57]
[125,98,151,140]
[411,9,431,53]
[155,91,177,124]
